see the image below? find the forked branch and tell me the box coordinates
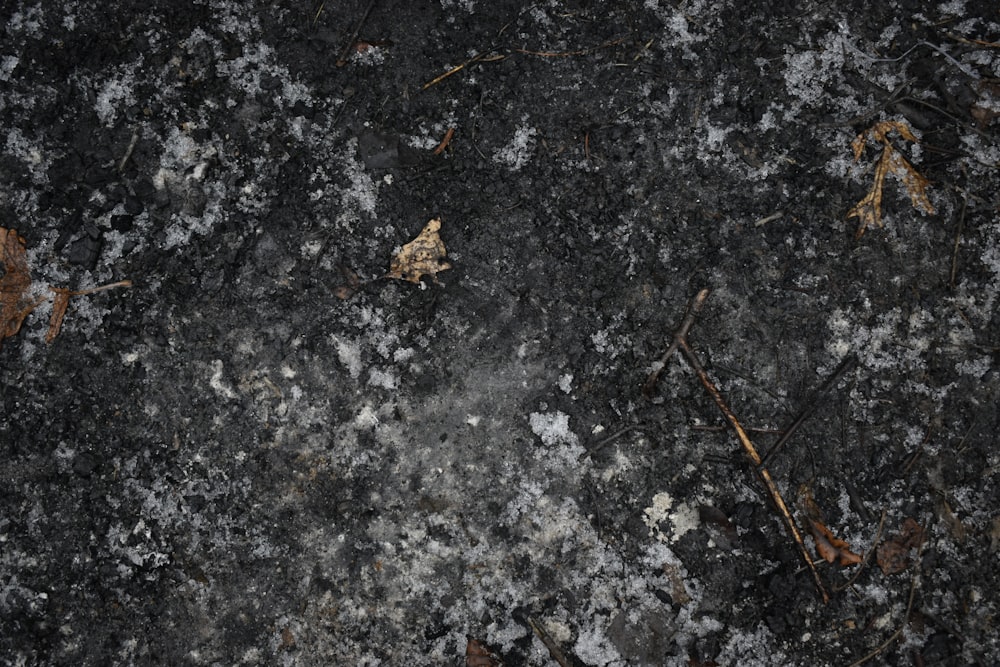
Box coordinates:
[645,288,830,602]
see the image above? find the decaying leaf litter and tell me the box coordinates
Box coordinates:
[846,120,936,238]
[0,227,130,350]
[2,1,999,665]
[387,218,451,285]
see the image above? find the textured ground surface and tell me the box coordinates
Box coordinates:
[2,1,999,665]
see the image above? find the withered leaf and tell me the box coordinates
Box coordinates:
[847,120,935,238]
[877,517,925,575]
[43,281,133,345]
[800,485,863,566]
[466,638,503,667]
[387,218,451,284]
[1,226,132,350]
[809,519,863,566]
[1,227,45,349]
[47,287,72,343]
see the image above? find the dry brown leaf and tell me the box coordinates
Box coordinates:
[800,485,863,566]
[1,227,45,349]
[809,519,863,566]
[661,561,693,605]
[43,281,133,345]
[1,226,132,349]
[466,638,503,667]
[387,218,451,284]
[876,517,925,575]
[47,287,72,343]
[847,120,935,238]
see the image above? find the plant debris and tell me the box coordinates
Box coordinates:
[1,227,45,350]
[846,120,935,238]
[433,127,455,155]
[646,289,830,602]
[465,638,503,667]
[387,218,451,285]
[800,485,863,566]
[876,517,926,575]
[0,226,131,350]
[333,265,362,300]
[46,287,73,344]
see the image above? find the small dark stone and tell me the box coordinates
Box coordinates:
[67,232,103,269]
[111,215,133,232]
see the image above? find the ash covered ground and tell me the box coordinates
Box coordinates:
[2,1,999,665]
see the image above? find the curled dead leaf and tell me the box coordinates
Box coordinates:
[387,218,451,284]
[800,485,863,566]
[809,519,863,566]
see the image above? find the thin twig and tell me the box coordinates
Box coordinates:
[754,211,784,227]
[69,280,133,296]
[578,425,638,461]
[834,509,887,593]
[677,337,830,603]
[647,289,830,602]
[528,616,574,667]
[758,354,858,470]
[117,129,139,174]
[895,96,994,141]
[432,127,455,155]
[642,288,710,398]
[950,192,967,289]
[336,0,378,67]
[421,51,504,90]
[846,549,921,667]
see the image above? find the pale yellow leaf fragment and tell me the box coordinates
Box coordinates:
[387,218,451,284]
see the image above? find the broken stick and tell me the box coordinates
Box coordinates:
[646,288,830,603]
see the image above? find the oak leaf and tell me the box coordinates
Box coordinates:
[847,120,935,238]
[387,218,451,284]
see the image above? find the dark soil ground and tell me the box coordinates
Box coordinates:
[2,1,999,665]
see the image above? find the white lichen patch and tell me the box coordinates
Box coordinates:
[494,124,537,171]
[643,491,699,544]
